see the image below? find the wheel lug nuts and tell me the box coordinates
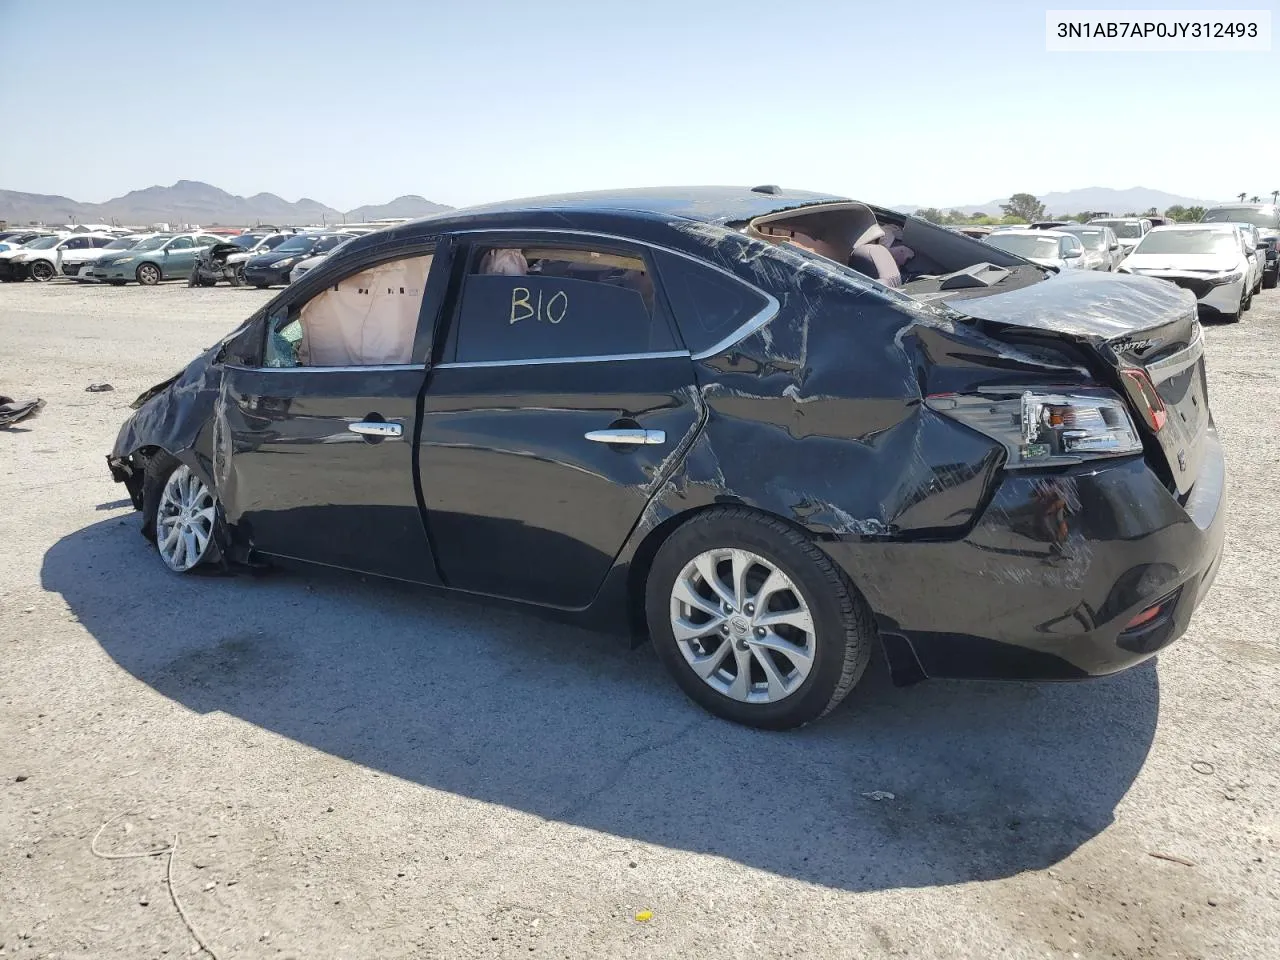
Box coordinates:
[755,627,766,637]
[744,603,755,615]
[720,623,731,635]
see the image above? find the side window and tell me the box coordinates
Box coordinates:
[198,235,221,247]
[63,237,90,250]
[90,236,113,247]
[651,249,771,355]
[168,236,193,250]
[264,235,288,250]
[452,244,673,363]
[263,253,433,368]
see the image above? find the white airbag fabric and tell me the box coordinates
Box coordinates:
[300,255,432,366]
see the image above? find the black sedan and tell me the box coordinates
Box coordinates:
[106,187,1225,729]
[241,232,355,287]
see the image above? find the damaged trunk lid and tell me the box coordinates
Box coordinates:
[947,270,1209,495]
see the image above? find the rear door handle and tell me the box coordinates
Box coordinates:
[584,428,665,445]
[349,421,403,438]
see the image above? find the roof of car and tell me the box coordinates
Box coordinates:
[414,186,849,227]
[1206,203,1277,212]
[990,228,1066,237]
[1148,223,1235,231]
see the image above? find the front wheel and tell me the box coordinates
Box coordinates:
[645,508,874,730]
[145,462,221,573]
[136,263,161,286]
[29,259,55,282]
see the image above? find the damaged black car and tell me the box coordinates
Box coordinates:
[107,187,1226,729]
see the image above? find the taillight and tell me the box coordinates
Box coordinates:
[927,388,1144,468]
[1119,368,1168,432]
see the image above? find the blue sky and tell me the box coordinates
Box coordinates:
[0,0,1275,209]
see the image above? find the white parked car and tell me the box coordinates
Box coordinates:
[0,235,67,280]
[64,234,155,281]
[983,229,1088,272]
[1118,224,1252,322]
[12,233,120,281]
[1055,223,1123,271]
[1228,222,1265,295]
[1088,217,1151,261]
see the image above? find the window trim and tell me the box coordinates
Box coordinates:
[444,228,779,365]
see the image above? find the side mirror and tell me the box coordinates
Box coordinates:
[1110,242,1121,250]
[1063,247,1082,259]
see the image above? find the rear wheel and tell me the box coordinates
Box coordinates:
[136,263,161,286]
[28,259,55,282]
[230,266,245,287]
[1265,267,1278,290]
[645,508,874,730]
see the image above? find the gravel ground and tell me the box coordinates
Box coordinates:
[1,278,1278,960]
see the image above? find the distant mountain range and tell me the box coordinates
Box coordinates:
[889,186,1234,217]
[0,180,453,227]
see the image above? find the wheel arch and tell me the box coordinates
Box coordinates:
[623,498,846,643]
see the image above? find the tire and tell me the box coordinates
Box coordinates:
[252,283,269,289]
[644,507,874,730]
[136,262,161,286]
[1265,267,1278,290]
[142,459,222,573]
[229,266,245,287]
[28,259,55,282]
[1243,288,1253,312]
[107,280,127,286]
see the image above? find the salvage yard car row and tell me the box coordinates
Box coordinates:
[974,203,1280,323]
[0,225,381,287]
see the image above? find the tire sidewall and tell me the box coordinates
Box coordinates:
[142,456,223,571]
[646,512,859,729]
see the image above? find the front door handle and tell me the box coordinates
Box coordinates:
[584,428,665,445]
[349,421,403,438]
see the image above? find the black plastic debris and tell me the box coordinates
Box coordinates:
[0,396,44,427]
[85,383,114,393]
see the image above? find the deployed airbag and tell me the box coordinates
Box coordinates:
[299,255,433,366]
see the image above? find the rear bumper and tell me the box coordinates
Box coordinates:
[828,430,1226,680]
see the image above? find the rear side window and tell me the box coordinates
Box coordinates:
[168,236,193,250]
[452,244,676,363]
[652,249,770,355]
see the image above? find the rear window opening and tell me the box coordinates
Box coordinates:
[741,202,1043,299]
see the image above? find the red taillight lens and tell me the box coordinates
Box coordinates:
[1124,604,1163,629]
[1119,368,1168,432]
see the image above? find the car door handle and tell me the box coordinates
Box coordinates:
[349,421,402,438]
[584,428,665,445]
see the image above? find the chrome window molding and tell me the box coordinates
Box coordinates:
[436,350,690,370]
[224,363,425,374]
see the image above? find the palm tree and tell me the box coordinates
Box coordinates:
[1272,189,1279,205]
[1250,195,1261,203]
[1237,192,1247,202]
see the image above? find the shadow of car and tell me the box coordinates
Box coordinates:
[42,515,1159,893]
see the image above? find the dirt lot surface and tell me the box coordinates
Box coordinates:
[2,279,1278,960]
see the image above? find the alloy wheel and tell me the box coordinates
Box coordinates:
[155,465,216,572]
[29,260,54,282]
[669,548,816,704]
